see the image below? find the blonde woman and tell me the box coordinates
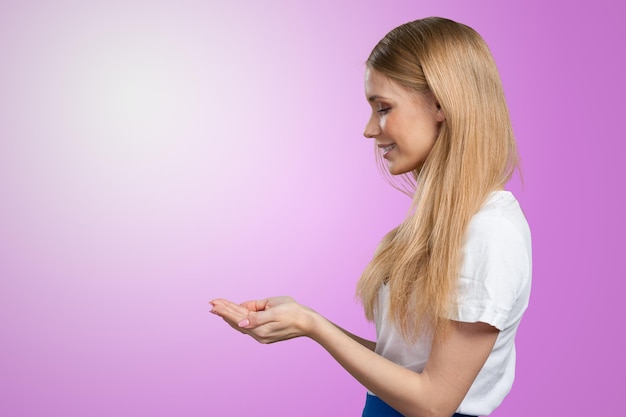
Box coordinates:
[210,17,531,417]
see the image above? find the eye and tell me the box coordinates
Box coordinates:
[377,107,391,115]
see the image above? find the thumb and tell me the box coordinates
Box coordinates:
[237,316,251,328]
[238,309,271,329]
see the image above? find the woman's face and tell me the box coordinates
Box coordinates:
[363,68,444,175]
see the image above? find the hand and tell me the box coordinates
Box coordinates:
[209,296,316,344]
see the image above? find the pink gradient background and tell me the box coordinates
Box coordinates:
[0,1,623,416]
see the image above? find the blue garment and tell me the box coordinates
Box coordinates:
[362,393,478,417]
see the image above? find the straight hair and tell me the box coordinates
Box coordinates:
[357,17,518,341]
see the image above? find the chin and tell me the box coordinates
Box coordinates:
[388,164,412,176]
[389,169,409,176]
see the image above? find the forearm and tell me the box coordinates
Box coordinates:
[333,323,376,351]
[211,296,491,417]
[307,311,453,417]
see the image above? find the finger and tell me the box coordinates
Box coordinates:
[211,298,248,314]
[211,300,249,321]
[210,298,239,308]
[239,308,276,329]
[239,299,270,312]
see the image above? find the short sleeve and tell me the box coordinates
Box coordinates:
[450,208,532,330]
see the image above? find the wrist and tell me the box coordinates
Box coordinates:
[304,308,329,342]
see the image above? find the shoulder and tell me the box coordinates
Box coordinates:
[466,191,531,250]
[463,192,532,273]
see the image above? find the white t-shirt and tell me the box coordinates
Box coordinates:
[373,191,532,416]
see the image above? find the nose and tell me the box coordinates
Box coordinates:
[363,115,380,139]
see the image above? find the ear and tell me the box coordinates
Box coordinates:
[435,103,446,122]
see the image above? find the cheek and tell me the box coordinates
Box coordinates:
[379,117,388,132]
[381,115,401,136]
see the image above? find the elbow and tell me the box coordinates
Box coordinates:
[431,409,457,417]
[402,401,458,417]
[406,410,454,417]
[425,401,459,417]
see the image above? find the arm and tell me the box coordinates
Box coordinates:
[332,323,376,352]
[210,297,497,417]
[210,297,375,351]
[309,312,498,417]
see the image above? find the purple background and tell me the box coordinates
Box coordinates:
[0,1,623,416]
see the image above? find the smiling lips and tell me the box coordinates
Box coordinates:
[379,143,396,157]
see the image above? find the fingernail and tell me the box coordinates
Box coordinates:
[238,318,250,328]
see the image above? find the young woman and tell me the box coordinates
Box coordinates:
[210,17,531,417]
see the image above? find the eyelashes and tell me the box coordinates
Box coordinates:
[377,107,391,115]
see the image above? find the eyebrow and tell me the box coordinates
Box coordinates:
[367,95,391,102]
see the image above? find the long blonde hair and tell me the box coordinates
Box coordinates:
[357,17,518,341]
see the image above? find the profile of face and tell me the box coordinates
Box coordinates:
[363,68,445,175]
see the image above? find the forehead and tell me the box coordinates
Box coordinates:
[364,68,412,101]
